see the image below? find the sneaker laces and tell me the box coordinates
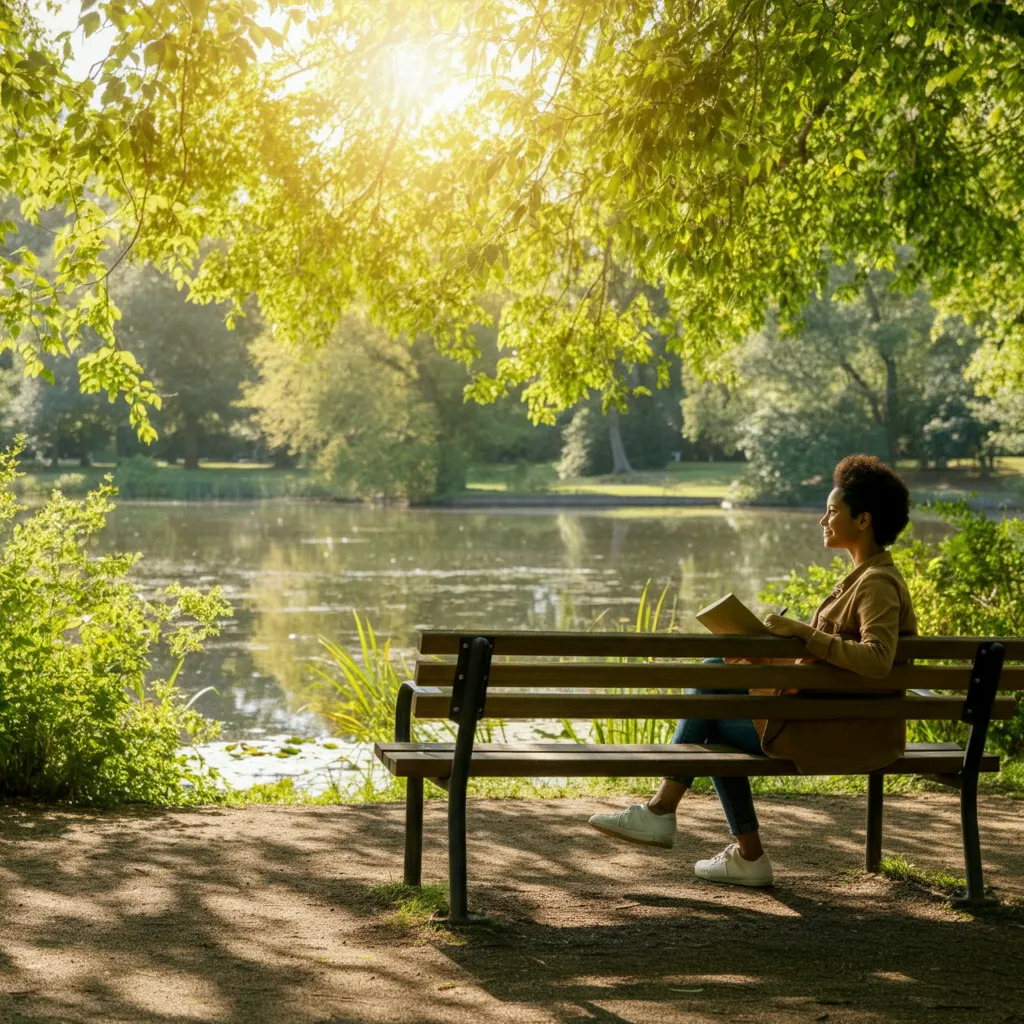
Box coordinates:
[617,802,647,825]
[707,843,740,865]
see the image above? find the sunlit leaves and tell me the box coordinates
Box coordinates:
[4,0,1024,430]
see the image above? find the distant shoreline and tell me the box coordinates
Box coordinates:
[426,493,1024,513]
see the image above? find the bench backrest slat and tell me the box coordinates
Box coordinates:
[409,691,1018,721]
[417,631,1024,661]
[414,661,1024,691]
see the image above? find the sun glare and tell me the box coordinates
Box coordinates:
[389,42,432,98]
[381,39,475,124]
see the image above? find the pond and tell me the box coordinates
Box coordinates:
[93,502,949,748]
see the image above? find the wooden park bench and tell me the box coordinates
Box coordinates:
[374,632,1021,924]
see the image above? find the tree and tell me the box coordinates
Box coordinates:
[245,317,448,502]
[683,273,990,502]
[557,361,684,479]
[111,263,258,468]
[4,351,118,465]
[5,2,1024,425]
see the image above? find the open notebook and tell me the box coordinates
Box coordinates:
[695,593,771,634]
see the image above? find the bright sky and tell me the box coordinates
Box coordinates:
[32,1,477,126]
[34,1,112,81]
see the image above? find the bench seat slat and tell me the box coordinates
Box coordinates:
[374,741,998,779]
[414,661,1024,691]
[409,691,1017,721]
[418,631,1024,661]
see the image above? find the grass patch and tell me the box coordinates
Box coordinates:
[464,461,744,499]
[213,757,1024,806]
[879,854,969,900]
[370,881,449,927]
[463,458,1024,504]
[12,462,342,501]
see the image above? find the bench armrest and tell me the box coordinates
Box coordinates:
[395,680,447,741]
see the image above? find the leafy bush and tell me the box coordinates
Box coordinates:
[53,472,87,494]
[761,501,1024,755]
[506,460,551,493]
[0,446,230,804]
[738,398,888,504]
[112,455,175,499]
[109,457,335,500]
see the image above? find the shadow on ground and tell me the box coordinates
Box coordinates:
[0,793,1021,1023]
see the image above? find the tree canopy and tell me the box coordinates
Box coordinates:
[3,0,1024,429]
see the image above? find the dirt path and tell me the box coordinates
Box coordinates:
[1,792,1022,1024]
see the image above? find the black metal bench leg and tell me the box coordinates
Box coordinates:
[404,778,423,887]
[950,642,1003,909]
[957,768,990,907]
[866,774,883,873]
[394,681,424,888]
[439,636,492,926]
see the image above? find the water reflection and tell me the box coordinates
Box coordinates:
[91,503,947,739]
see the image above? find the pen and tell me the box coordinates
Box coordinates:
[779,607,788,617]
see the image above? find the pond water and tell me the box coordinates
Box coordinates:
[92,502,949,752]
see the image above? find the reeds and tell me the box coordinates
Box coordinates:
[312,613,411,742]
[561,580,681,746]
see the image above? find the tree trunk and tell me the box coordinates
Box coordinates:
[272,445,291,469]
[608,407,633,474]
[182,416,200,470]
[883,353,900,467]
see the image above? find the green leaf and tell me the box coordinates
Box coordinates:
[81,11,101,37]
[143,40,165,67]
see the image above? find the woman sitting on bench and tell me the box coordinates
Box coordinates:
[588,454,917,887]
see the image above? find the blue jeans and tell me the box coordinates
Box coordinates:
[668,660,764,836]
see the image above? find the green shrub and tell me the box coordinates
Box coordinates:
[0,445,230,804]
[738,399,888,504]
[112,455,174,499]
[53,472,87,494]
[110,457,335,500]
[507,460,551,493]
[761,500,1024,755]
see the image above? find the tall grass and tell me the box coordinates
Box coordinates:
[312,614,411,742]
[313,613,505,744]
[315,586,684,749]
[561,581,682,746]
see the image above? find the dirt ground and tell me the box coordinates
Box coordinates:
[1,792,1022,1024]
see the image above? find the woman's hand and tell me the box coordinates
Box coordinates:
[763,614,812,641]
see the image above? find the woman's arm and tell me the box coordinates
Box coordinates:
[763,578,901,679]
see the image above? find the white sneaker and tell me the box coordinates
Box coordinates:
[588,803,676,849]
[695,843,773,887]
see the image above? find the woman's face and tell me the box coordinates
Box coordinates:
[819,487,871,550]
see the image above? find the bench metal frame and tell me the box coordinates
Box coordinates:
[392,637,1007,925]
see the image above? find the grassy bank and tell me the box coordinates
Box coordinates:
[464,457,1024,504]
[12,455,1024,504]
[465,461,744,499]
[13,461,343,501]
[216,756,1024,805]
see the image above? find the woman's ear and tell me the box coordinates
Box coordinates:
[857,511,873,533]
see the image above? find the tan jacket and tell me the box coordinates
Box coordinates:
[756,551,918,773]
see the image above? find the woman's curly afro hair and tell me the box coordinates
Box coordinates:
[833,454,911,548]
